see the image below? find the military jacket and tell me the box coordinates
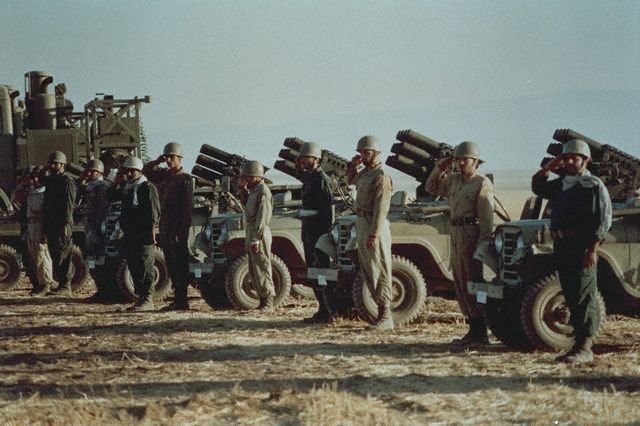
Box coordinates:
[244,181,272,244]
[111,178,160,245]
[85,179,110,232]
[143,166,193,235]
[426,168,494,241]
[300,167,334,239]
[347,162,393,237]
[43,173,77,233]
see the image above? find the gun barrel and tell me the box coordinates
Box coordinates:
[192,165,222,182]
[273,159,298,178]
[396,129,442,153]
[391,142,432,165]
[552,128,604,152]
[385,155,428,182]
[546,143,563,157]
[200,144,237,164]
[278,148,299,163]
[283,137,305,150]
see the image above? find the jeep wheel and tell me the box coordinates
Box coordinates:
[224,254,291,310]
[324,283,356,319]
[291,283,316,299]
[485,291,530,347]
[116,246,172,302]
[198,273,232,309]
[70,245,91,292]
[0,244,22,290]
[521,271,606,351]
[353,255,427,326]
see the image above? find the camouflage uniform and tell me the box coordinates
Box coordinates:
[347,162,393,310]
[426,167,494,321]
[144,165,193,305]
[43,172,77,292]
[244,180,275,299]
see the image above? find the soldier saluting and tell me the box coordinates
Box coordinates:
[143,142,193,311]
[346,135,394,331]
[296,142,335,323]
[426,142,494,346]
[43,151,77,297]
[532,139,612,363]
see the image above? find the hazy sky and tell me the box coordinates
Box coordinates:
[2,0,639,181]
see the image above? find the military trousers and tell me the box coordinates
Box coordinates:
[159,232,190,303]
[246,231,275,299]
[355,216,392,307]
[123,241,156,300]
[450,224,484,320]
[27,221,55,290]
[554,238,599,339]
[45,224,74,290]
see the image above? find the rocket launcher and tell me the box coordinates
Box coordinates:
[386,129,453,183]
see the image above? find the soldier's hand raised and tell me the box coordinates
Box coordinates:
[437,157,453,171]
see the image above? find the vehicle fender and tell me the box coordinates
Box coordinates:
[315,233,337,259]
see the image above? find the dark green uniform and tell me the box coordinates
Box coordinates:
[532,171,612,342]
[143,166,193,305]
[43,173,77,291]
[300,167,334,267]
[111,177,160,301]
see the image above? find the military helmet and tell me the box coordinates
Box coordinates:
[357,135,380,152]
[562,139,591,159]
[48,150,67,165]
[123,156,144,171]
[163,142,183,157]
[298,142,322,159]
[453,141,483,163]
[86,159,104,174]
[240,160,264,177]
[22,166,36,177]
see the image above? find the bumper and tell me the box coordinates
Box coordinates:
[467,280,504,303]
[86,255,106,269]
[190,262,214,279]
[307,267,339,286]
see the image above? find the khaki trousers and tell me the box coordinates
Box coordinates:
[356,216,392,307]
[27,220,55,290]
[450,224,483,319]
[246,229,275,298]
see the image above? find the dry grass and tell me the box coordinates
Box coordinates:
[1,278,639,425]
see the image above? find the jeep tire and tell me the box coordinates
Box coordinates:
[353,255,427,326]
[116,246,172,302]
[224,253,292,310]
[198,272,232,309]
[0,244,22,290]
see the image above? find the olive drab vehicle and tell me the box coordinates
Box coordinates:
[190,139,352,311]
[468,128,640,351]
[0,70,151,294]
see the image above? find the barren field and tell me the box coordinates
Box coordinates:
[1,277,639,425]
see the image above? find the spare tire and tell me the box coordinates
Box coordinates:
[116,246,172,302]
[353,255,427,326]
[0,244,22,290]
[70,245,90,292]
[224,253,291,310]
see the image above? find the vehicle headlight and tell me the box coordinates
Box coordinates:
[217,222,229,245]
[516,233,525,250]
[114,220,121,232]
[331,224,340,244]
[203,223,213,241]
[100,220,107,235]
[494,231,503,254]
[350,225,357,239]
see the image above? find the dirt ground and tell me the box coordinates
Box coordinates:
[1,279,639,425]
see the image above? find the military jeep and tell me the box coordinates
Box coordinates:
[467,129,640,351]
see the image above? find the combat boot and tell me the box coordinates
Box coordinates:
[47,285,73,297]
[127,296,155,312]
[30,285,50,297]
[557,337,594,364]
[161,299,190,311]
[303,289,332,324]
[452,317,489,347]
[369,305,394,330]
[258,295,274,312]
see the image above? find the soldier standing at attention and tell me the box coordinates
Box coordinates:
[143,142,193,311]
[427,142,494,346]
[346,135,394,330]
[43,151,77,297]
[297,142,335,323]
[532,139,612,363]
[240,160,276,311]
[111,156,161,311]
[81,159,112,302]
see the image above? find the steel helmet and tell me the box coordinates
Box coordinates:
[357,135,380,152]
[123,156,144,171]
[241,160,264,177]
[453,141,483,163]
[85,159,104,174]
[562,139,591,159]
[298,142,322,159]
[48,150,67,165]
[22,166,36,177]
[163,142,183,157]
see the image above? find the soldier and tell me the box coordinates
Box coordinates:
[532,139,612,363]
[240,160,276,311]
[110,156,160,311]
[143,142,193,310]
[346,135,394,330]
[11,167,38,292]
[296,142,335,323]
[81,159,111,302]
[43,151,77,297]
[25,167,56,296]
[426,141,494,346]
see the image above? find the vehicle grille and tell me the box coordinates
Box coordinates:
[210,223,225,263]
[104,212,121,257]
[336,223,353,270]
[500,229,521,285]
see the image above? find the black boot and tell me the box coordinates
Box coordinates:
[452,316,489,346]
[303,288,332,324]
